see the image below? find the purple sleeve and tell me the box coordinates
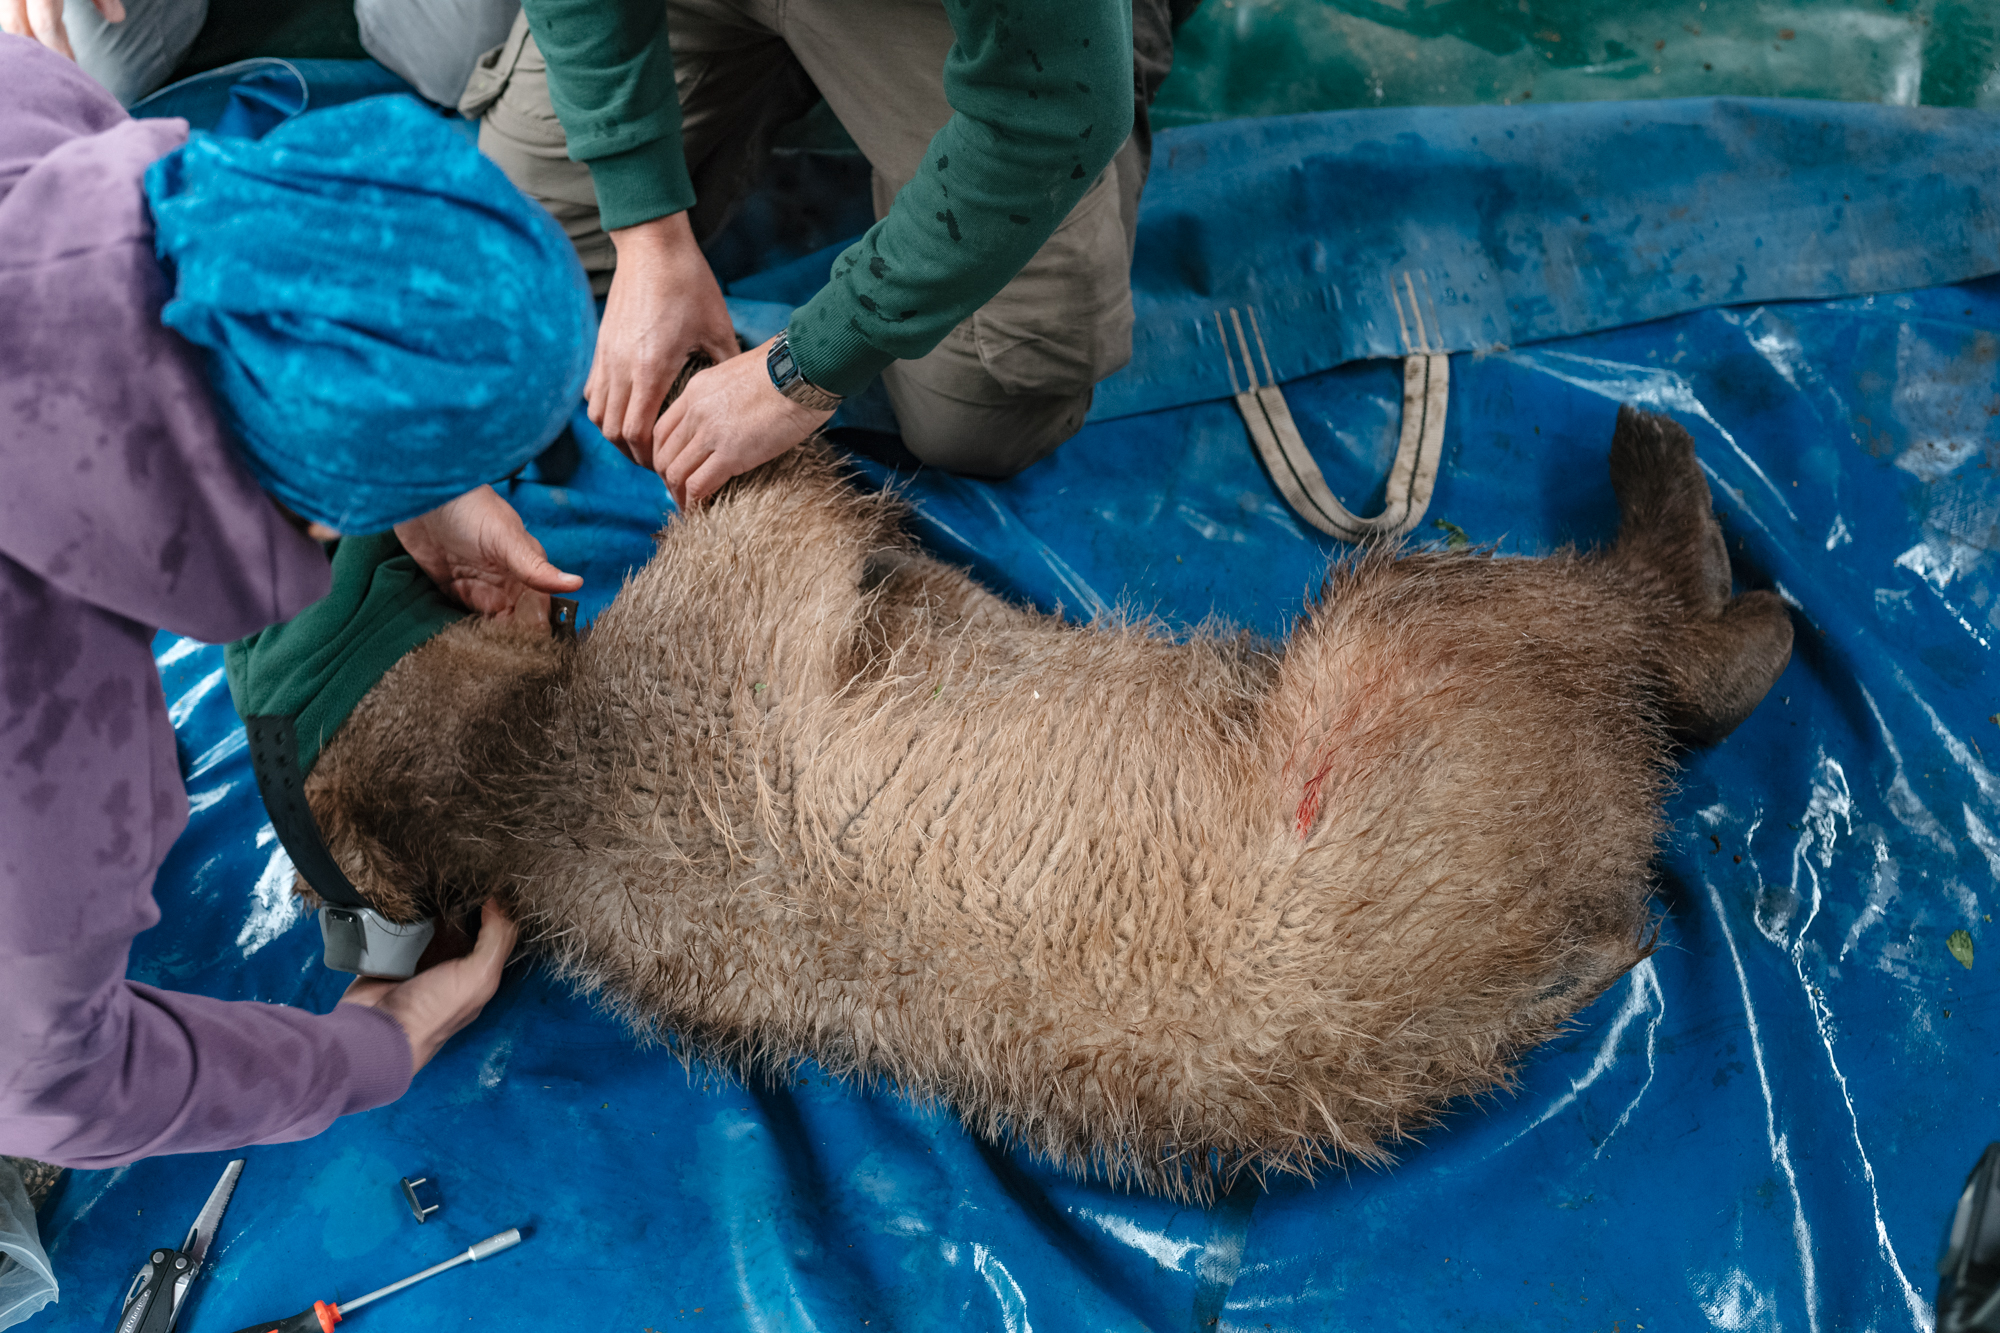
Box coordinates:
[0,39,335,643]
[0,39,411,1168]
[0,558,412,1168]
[1,971,415,1170]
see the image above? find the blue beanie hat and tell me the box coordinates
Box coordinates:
[143,96,595,533]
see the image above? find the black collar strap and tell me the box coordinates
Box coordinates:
[244,714,370,910]
[236,587,578,914]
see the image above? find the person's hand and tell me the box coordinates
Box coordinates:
[339,899,520,1075]
[1,0,123,60]
[395,484,582,626]
[653,335,835,508]
[589,211,739,465]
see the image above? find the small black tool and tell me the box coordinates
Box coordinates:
[114,1159,243,1333]
[1941,1142,2000,1332]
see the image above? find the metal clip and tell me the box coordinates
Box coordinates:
[550,596,579,643]
[400,1175,443,1224]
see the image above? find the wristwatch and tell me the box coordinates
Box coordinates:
[767,334,844,412]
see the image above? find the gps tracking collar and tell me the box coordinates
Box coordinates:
[225,524,582,980]
[245,714,436,979]
[223,530,466,981]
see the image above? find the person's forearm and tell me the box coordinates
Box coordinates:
[517,0,693,231]
[0,971,412,1169]
[611,210,696,260]
[785,0,1134,397]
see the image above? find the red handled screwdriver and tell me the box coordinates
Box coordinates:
[225,1228,522,1333]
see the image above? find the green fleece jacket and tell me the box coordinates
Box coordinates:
[225,533,468,775]
[517,0,1134,397]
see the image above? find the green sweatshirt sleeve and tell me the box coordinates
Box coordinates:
[785,0,1135,398]
[518,0,692,232]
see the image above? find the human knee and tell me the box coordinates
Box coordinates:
[891,384,1093,480]
[357,0,520,107]
[460,16,615,288]
[65,0,207,105]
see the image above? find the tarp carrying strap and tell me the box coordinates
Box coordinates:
[1095,98,2000,423]
[1218,296,1446,544]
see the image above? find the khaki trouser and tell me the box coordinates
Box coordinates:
[358,0,521,109]
[460,0,1153,477]
[64,0,207,105]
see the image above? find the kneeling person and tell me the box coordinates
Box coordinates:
[464,0,1192,497]
[0,38,592,1167]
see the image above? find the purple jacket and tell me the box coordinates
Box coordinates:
[0,37,412,1168]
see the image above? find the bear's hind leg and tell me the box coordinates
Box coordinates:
[1605,405,1731,614]
[1601,406,1794,745]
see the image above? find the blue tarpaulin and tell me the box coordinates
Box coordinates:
[728,99,2000,423]
[28,74,2000,1333]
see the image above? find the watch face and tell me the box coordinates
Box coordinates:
[766,337,839,408]
[768,339,799,388]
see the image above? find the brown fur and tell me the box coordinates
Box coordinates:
[305,406,1792,1200]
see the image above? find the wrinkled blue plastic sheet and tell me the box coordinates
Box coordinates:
[33,280,2000,1333]
[32,79,2000,1333]
[730,99,2000,423]
[129,58,414,135]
